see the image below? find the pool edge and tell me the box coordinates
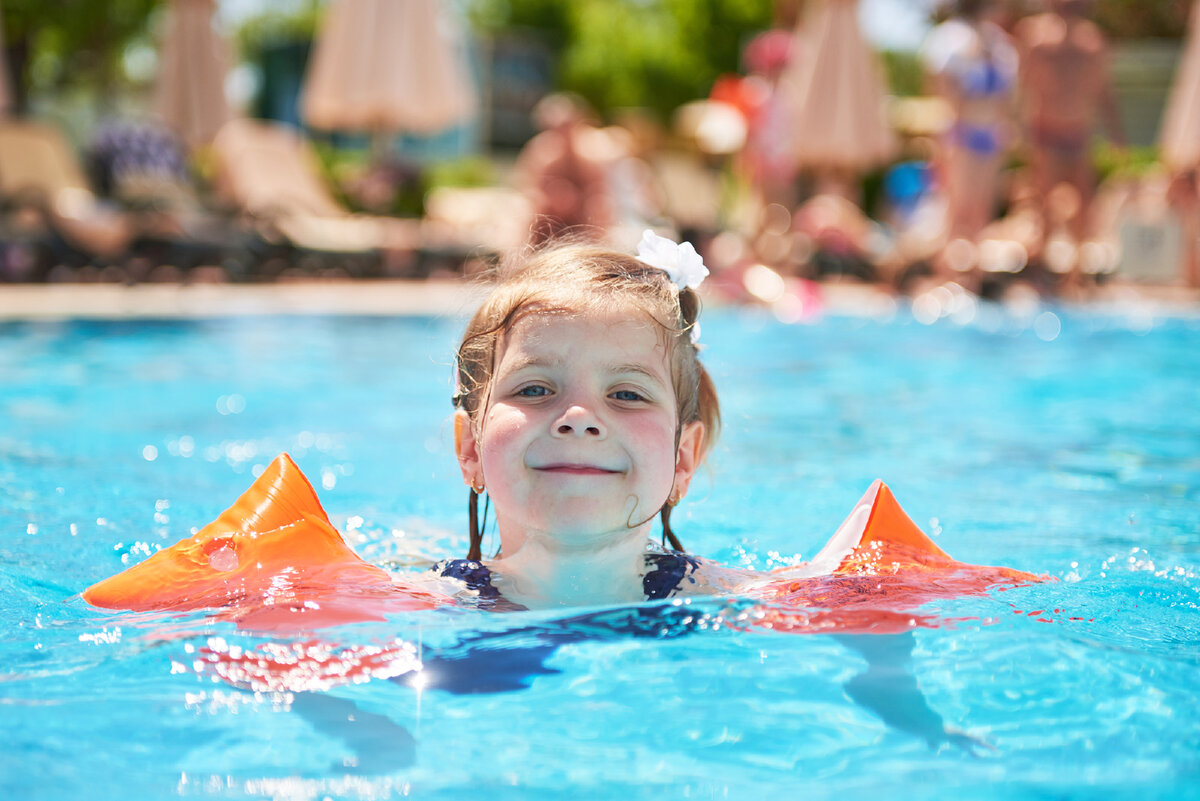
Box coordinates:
[0,278,1196,321]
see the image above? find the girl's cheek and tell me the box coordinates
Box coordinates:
[628,416,678,458]
[480,406,526,455]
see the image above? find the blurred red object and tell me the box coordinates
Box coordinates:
[710,74,767,126]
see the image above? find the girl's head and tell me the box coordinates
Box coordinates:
[453,236,721,560]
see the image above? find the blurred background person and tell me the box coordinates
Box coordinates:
[921,0,1019,261]
[513,93,615,246]
[1015,0,1126,286]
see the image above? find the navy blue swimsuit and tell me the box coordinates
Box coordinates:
[433,552,702,609]
[396,554,710,694]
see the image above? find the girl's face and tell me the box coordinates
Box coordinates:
[455,308,705,555]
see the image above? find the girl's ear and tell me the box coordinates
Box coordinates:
[672,421,705,500]
[454,410,481,487]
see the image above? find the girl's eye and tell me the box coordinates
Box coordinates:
[611,389,646,403]
[516,385,550,398]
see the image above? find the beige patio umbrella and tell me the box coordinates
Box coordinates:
[154,0,233,149]
[780,0,897,173]
[301,0,476,136]
[1161,0,1200,170]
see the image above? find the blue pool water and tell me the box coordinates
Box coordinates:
[1,303,1198,800]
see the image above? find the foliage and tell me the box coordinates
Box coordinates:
[1094,141,1164,182]
[1093,0,1189,39]
[469,0,773,120]
[468,0,932,117]
[2,0,162,106]
[310,139,497,218]
[424,155,498,189]
[468,0,572,48]
[880,49,923,97]
[233,4,323,66]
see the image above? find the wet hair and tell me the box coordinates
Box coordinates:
[453,241,721,560]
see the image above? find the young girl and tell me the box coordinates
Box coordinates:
[439,230,724,609]
[81,231,1032,749]
[83,229,1033,623]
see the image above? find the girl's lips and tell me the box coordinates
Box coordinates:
[534,464,622,475]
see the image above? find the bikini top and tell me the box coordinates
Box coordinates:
[433,552,703,609]
[923,19,1017,99]
[951,55,1015,98]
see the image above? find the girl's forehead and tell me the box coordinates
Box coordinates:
[497,309,670,368]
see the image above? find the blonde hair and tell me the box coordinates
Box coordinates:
[454,242,721,557]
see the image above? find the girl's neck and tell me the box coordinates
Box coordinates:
[489,528,649,608]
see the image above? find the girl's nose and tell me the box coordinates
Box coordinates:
[552,404,605,438]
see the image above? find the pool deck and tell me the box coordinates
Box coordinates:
[0,278,1197,320]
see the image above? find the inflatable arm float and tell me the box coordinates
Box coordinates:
[83,454,445,630]
[84,454,1040,633]
[745,481,1041,633]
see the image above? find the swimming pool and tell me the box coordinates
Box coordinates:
[2,301,1197,800]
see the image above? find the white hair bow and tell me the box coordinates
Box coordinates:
[636,229,709,291]
[636,230,706,343]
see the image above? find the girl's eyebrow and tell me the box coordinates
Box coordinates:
[608,362,669,388]
[502,354,558,374]
[503,354,668,386]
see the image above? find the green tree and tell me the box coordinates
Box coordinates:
[233,3,322,68]
[2,0,162,111]
[471,0,773,120]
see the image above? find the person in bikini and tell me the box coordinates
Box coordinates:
[922,0,1020,287]
[1015,0,1125,284]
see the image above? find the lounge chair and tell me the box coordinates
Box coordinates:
[0,120,137,277]
[210,118,422,277]
[0,119,247,282]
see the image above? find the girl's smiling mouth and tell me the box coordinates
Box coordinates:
[533,464,623,475]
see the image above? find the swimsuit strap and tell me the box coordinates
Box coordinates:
[435,553,701,604]
[436,559,502,601]
[642,552,702,600]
